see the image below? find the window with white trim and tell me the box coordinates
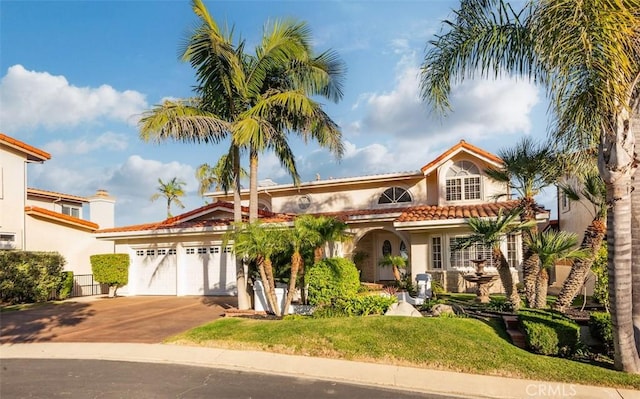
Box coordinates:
[507,233,518,268]
[431,236,442,269]
[378,187,412,205]
[446,161,482,201]
[61,205,80,218]
[449,237,493,268]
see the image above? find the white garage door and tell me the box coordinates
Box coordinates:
[133,248,177,295]
[183,246,236,295]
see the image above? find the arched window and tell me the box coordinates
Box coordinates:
[378,187,412,205]
[382,240,392,256]
[400,241,408,259]
[446,161,482,201]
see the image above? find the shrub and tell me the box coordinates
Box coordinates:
[312,294,397,318]
[519,310,581,357]
[90,254,129,297]
[58,271,74,300]
[0,251,65,304]
[589,312,613,357]
[307,257,360,306]
[591,244,608,309]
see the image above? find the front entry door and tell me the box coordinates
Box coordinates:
[376,232,400,281]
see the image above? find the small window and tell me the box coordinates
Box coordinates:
[223,246,232,253]
[136,250,145,256]
[400,241,408,259]
[0,234,15,242]
[449,237,493,268]
[157,249,167,255]
[507,234,518,267]
[378,187,412,204]
[560,191,570,213]
[431,237,442,269]
[382,240,392,256]
[62,205,80,218]
[146,249,155,256]
[197,248,207,254]
[168,249,176,255]
[211,247,220,254]
[186,248,195,255]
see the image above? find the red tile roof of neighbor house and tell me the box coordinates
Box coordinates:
[420,140,503,174]
[27,188,89,203]
[0,133,51,162]
[25,206,99,230]
[96,201,294,233]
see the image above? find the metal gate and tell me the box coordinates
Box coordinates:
[72,274,108,297]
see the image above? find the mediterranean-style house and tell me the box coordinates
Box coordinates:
[96,140,550,297]
[0,133,115,280]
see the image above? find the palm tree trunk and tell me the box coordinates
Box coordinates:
[599,106,640,373]
[283,251,302,315]
[249,146,258,223]
[520,198,539,307]
[264,257,281,317]
[233,145,250,310]
[256,257,278,316]
[630,96,640,356]
[493,247,520,310]
[392,265,401,281]
[534,268,549,309]
[553,218,606,312]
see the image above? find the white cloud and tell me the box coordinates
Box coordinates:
[43,132,129,156]
[0,64,147,132]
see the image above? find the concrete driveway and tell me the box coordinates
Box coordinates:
[0,296,236,344]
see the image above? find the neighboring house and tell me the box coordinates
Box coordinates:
[97,140,550,297]
[0,133,115,277]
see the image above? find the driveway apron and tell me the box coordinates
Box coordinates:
[0,296,236,344]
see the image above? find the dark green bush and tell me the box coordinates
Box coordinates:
[589,312,613,357]
[312,294,397,318]
[90,254,129,291]
[591,244,608,309]
[518,310,581,357]
[307,257,360,306]
[58,271,74,300]
[0,251,66,304]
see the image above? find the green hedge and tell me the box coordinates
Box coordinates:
[0,251,66,304]
[307,257,360,306]
[519,310,581,357]
[90,254,129,287]
[589,312,613,357]
[58,271,74,300]
[313,294,397,318]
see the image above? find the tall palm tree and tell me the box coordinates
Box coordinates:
[139,0,345,310]
[553,171,607,312]
[525,231,588,309]
[150,177,186,218]
[484,137,559,307]
[420,0,640,372]
[454,208,535,310]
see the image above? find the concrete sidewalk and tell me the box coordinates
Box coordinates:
[1,343,638,399]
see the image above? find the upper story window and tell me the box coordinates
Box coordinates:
[446,161,481,201]
[61,205,80,218]
[378,187,412,205]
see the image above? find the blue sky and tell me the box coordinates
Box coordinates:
[1,0,552,226]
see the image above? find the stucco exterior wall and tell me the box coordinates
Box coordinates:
[25,217,114,274]
[0,146,27,249]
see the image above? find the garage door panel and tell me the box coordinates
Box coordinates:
[134,248,177,295]
[184,246,236,295]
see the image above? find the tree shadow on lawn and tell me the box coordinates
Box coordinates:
[0,302,95,344]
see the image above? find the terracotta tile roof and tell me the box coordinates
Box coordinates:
[97,201,294,234]
[312,206,410,221]
[420,140,503,175]
[396,200,522,222]
[27,188,89,203]
[25,206,99,230]
[0,133,51,162]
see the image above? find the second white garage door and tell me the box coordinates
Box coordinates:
[134,248,177,295]
[183,245,236,295]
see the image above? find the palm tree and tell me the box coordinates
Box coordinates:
[229,221,288,316]
[420,0,640,372]
[525,231,588,309]
[150,177,186,218]
[281,219,321,315]
[139,0,345,310]
[454,208,535,310]
[553,171,607,312]
[378,255,406,282]
[196,151,247,197]
[484,137,559,307]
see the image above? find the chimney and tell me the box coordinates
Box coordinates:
[88,189,115,229]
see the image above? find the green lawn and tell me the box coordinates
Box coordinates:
[167,316,640,389]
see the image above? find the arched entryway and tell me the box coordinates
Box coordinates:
[351,228,410,283]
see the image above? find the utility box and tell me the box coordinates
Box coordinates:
[416,273,433,299]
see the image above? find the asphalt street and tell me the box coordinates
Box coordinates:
[1,359,460,399]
